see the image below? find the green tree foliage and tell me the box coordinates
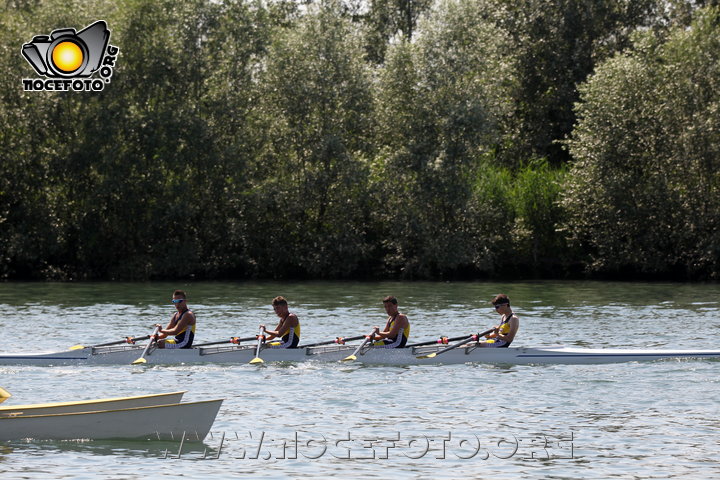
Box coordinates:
[1,0,719,280]
[565,6,720,278]
[247,0,374,277]
[509,159,569,272]
[491,0,660,165]
[362,0,433,63]
[1,0,275,279]
[371,0,517,277]
[0,0,116,278]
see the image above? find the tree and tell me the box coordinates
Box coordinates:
[565,6,720,279]
[362,0,433,63]
[492,0,659,166]
[247,0,374,277]
[371,0,517,277]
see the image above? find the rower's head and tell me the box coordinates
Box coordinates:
[491,294,511,315]
[382,296,399,315]
[272,296,289,317]
[171,290,187,311]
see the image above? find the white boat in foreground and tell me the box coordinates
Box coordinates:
[0,399,223,441]
[0,342,718,366]
[0,391,185,417]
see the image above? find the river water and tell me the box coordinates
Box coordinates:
[1,280,718,479]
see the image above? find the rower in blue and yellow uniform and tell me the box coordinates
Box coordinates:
[154,290,196,349]
[478,293,519,348]
[262,296,301,349]
[371,296,410,348]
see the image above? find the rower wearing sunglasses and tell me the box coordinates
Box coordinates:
[153,290,196,349]
[478,294,518,348]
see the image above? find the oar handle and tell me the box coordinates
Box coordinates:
[364,327,379,344]
[416,328,498,359]
[257,327,266,342]
[477,327,497,338]
[406,335,468,348]
[408,329,495,350]
[341,328,378,361]
[255,326,267,351]
[70,335,149,351]
[94,338,130,348]
[432,335,478,356]
[131,326,161,365]
[145,327,161,347]
[249,326,266,364]
[194,336,256,347]
[300,335,366,348]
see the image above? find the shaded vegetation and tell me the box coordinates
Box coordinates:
[1,0,718,280]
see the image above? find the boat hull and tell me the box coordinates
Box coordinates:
[0,399,223,441]
[0,391,185,417]
[1,343,719,366]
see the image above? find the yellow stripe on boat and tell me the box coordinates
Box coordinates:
[0,391,186,415]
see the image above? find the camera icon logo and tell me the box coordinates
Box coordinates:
[22,20,109,77]
[21,20,119,92]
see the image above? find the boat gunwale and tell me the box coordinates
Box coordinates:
[1,344,720,365]
[0,398,223,421]
[0,391,187,412]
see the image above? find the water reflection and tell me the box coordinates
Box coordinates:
[1,437,220,460]
[1,281,719,478]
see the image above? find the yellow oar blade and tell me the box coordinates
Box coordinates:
[68,345,85,351]
[342,355,357,362]
[416,353,437,359]
[249,357,264,365]
[0,387,12,403]
[131,357,148,365]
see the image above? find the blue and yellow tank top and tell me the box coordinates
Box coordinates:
[165,309,195,349]
[270,314,300,349]
[482,313,513,348]
[279,322,301,349]
[375,314,410,348]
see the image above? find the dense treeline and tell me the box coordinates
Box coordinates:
[0,0,718,280]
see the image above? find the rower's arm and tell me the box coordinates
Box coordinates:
[155,319,174,339]
[375,315,406,340]
[160,312,194,336]
[263,323,282,340]
[265,315,296,340]
[495,317,519,344]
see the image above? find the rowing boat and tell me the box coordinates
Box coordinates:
[1,342,719,366]
[0,399,223,441]
[0,391,185,417]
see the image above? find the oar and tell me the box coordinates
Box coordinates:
[194,336,256,347]
[249,326,266,365]
[69,335,150,351]
[0,387,11,404]
[406,335,469,348]
[299,335,365,348]
[341,328,379,362]
[416,328,495,359]
[131,326,161,365]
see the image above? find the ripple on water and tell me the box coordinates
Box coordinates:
[1,280,719,478]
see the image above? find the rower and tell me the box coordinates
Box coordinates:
[371,296,410,348]
[262,296,300,348]
[478,293,518,348]
[153,290,196,349]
